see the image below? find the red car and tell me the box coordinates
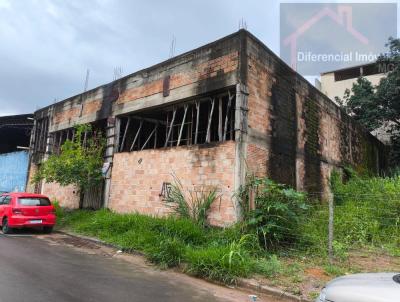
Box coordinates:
[0,192,56,234]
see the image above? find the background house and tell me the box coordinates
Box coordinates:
[0,114,33,192]
[318,63,390,143]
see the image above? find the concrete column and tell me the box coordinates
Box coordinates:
[233,83,249,220]
[103,117,118,208]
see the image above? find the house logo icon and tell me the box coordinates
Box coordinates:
[280,3,397,75]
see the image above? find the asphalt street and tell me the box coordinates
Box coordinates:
[0,232,281,302]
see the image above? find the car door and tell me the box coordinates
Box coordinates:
[0,195,6,222]
[2,196,12,217]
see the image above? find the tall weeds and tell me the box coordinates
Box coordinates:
[165,177,219,227]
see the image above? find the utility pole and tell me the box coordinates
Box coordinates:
[328,191,334,264]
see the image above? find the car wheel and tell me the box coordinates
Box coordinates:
[43,226,53,234]
[2,218,12,234]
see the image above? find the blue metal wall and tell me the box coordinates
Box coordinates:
[0,151,29,193]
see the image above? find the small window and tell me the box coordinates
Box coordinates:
[18,197,51,206]
[0,196,5,205]
[362,64,380,76]
[334,67,361,81]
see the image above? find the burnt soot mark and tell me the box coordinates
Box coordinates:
[97,79,128,121]
[303,88,322,196]
[268,62,297,188]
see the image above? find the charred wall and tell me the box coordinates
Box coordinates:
[244,31,386,197]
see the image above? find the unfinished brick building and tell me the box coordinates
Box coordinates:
[27,30,386,226]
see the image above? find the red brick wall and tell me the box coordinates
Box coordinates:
[245,49,274,178]
[244,33,385,197]
[26,163,38,193]
[44,38,240,132]
[246,144,269,177]
[42,182,80,209]
[108,141,237,226]
[116,52,239,105]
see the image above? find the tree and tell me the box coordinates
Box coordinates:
[338,37,400,164]
[33,124,105,207]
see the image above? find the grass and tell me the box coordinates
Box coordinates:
[301,172,400,257]
[56,173,400,298]
[58,209,282,284]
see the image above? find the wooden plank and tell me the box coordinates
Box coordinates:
[154,123,158,148]
[223,92,234,141]
[218,97,223,141]
[166,113,169,140]
[141,124,157,150]
[164,108,176,147]
[206,98,215,143]
[131,116,167,126]
[130,120,143,151]
[188,105,193,145]
[119,117,131,152]
[177,104,188,146]
[194,101,200,144]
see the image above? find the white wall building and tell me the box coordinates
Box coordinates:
[319,63,391,144]
[320,62,386,101]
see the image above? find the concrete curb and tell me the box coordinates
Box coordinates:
[56,230,145,256]
[237,278,312,302]
[57,229,311,302]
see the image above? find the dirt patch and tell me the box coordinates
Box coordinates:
[347,250,400,272]
[305,268,330,281]
[253,249,400,301]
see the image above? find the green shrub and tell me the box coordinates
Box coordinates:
[253,255,282,277]
[165,177,219,227]
[185,235,258,284]
[52,200,64,220]
[60,209,287,283]
[151,217,206,245]
[304,171,400,255]
[185,247,250,283]
[147,237,186,268]
[239,177,309,250]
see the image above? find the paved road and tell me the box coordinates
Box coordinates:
[0,233,282,302]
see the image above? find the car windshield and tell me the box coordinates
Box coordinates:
[18,197,51,206]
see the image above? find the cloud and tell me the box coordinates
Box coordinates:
[4,0,393,116]
[0,0,11,10]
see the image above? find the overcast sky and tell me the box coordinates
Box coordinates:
[0,0,399,116]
